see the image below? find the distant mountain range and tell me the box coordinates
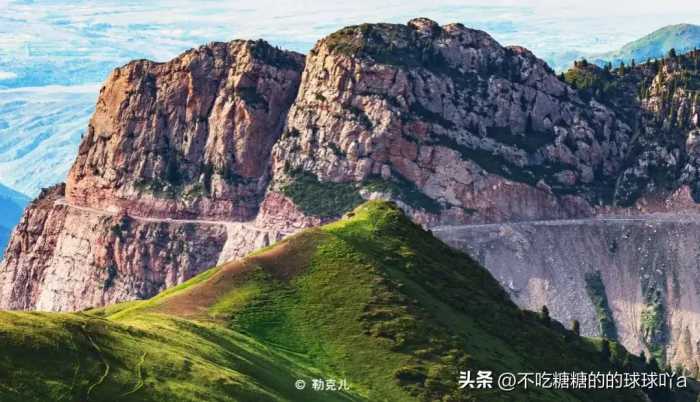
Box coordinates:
[0,183,29,255]
[593,24,700,65]
[547,23,700,71]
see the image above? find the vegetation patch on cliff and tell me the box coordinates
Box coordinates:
[363,175,442,214]
[281,171,363,218]
[324,23,443,69]
[248,39,304,70]
[640,281,669,366]
[584,271,619,341]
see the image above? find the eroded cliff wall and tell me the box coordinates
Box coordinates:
[435,216,700,374]
[0,40,306,311]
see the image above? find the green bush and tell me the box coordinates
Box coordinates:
[281,171,363,218]
[584,271,619,340]
[363,175,442,214]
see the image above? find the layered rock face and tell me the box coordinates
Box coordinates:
[435,216,700,375]
[271,18,633,225]
[0,185,227,310]
[67,40,304,220]
[563,53,700,207]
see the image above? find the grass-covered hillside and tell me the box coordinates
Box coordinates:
[0,202,695,402]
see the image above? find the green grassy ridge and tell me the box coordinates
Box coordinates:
[1,202,696,401]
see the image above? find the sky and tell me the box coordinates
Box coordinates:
[1,0,700,196]
[2,0,700,88]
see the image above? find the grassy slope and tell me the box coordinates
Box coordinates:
[0,202,695,401]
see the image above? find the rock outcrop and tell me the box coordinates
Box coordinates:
[0,40,305,311]
[0,183,292,311]
[271,18,634,225]
[0,185,225,310]
[563,54,700,207]
[66,40,304,220]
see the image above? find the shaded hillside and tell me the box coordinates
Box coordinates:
[0,202,695,402]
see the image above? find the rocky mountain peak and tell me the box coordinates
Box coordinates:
[406,17,440,36]
[66,39,304,220]
[271,19,632,226]
[0,39,305,311]
[318,18,508,74]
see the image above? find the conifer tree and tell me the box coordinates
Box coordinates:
[541,305,551,326]
[648,357,660,372]
[571,319,580,336]
[601,339,611,363]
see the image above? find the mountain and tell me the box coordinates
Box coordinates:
[547,24,700,71]
[0,183,29,254]
[3,17,700,376]
[593,24,700,67]
[0,38,306,311]
[0,201,694,402]
[439,52,700,372]
[0,18,629,311]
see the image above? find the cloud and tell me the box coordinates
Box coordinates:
[0,71,17,80]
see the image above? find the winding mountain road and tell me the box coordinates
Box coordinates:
[432,213,700,232]
[54,198,260,228]
[56,196,700,232]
